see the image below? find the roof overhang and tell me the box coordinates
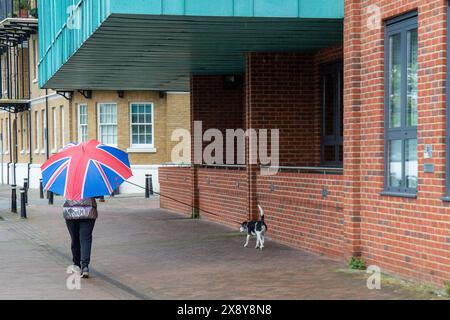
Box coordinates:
[43,14,343,91]
[0,99,30,113]
[0,17,38,49]
[38,0,344,91]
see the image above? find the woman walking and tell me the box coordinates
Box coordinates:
[63,198,98,278]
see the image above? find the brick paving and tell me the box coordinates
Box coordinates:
[0,186,444,300]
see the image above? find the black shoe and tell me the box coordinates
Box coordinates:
[81,267,90,278]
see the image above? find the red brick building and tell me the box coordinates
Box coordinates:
[160,0,450,287]
[36,0,450,287]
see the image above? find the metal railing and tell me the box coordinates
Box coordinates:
[260,165,344,175]
[160,163,343,175]
[0,0,37,21]
[161,163,192,168]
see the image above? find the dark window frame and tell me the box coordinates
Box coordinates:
[320,61,343,167]
[383,12,418,196]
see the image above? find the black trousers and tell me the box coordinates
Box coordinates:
[65,219,96,268]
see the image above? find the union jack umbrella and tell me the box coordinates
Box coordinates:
[41,140,133,201]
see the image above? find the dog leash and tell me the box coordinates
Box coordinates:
[124,181,244,224]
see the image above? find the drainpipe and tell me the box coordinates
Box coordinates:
[28,41,32,183]
[45,89,49,160]
[0,54,3,185]
[1,132,3,185]
[8,113,11,185]
[14,112,17,186]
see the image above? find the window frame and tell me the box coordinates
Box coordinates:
[34,110,39,153]
[52,107,57,152]
[129,102,155,150]
[60,105,65,148]
[383,12,418,196]
[20,114,24,153]
[97,102,118,147]
[78,104,88,143]
[320,61,343,167]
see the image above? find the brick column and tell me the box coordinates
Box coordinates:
[343,0,362,257]
[190,75,246,218]
[190,76,200,218]
[245,54,259,220]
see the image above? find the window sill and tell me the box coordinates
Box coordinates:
[34,150,40,155]
[32,79,38,84]
[380,191,417,199]
[127,147,157,154]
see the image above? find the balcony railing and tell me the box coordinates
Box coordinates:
[0,0,37,21]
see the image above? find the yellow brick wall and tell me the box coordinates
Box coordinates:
[1,36,191,167]
[70,90,190,165]
[166,93,191,163]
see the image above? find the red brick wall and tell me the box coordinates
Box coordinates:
[258,172,345,258]
[191,75,245,164]
[159,167,192,215]
[346,0,450,285]
[197,167,248,227]
[246,52,319,167]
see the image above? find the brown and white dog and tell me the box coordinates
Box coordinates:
[240,205,267,250]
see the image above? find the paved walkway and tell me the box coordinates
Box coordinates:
[0,186,444,300]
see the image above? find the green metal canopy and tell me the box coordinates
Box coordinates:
[38,0,344,91]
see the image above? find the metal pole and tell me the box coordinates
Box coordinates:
[11,184,16,213]
[20,188,26,219]
[149,174,154,196]
[39,178,44,199]
[145,174,150,198]
[14,113,17,185]
[23,177,28,205]
[48,191,53,205]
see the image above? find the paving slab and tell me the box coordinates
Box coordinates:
[0,187,444,300]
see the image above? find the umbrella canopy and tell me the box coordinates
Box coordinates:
[41,140,133,201]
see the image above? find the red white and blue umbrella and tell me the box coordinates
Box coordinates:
[41,140,133,201]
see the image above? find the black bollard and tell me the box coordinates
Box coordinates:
[48,191,54,205]
[145,174,154,198]
[149,175,154,196]
[39,179,44,199]
[23,178,29,205]
[20,188,27,219]
[11,185,17,213]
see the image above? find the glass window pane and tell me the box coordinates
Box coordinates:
[389,33,402,128]
[405,139,418,189]
[407,29,418,127]
[388,140,403,188]
[323,73,336,136]
[324,145,336,163]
